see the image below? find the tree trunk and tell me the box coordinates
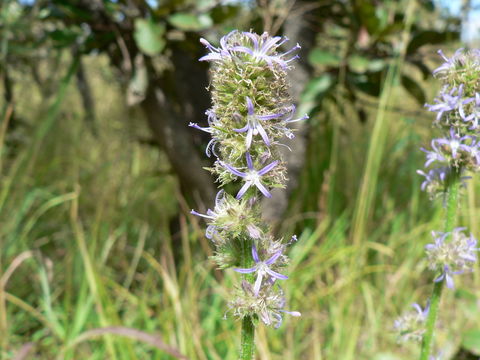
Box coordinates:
[141,71,216,207]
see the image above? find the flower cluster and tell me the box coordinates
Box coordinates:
[393,303,430,343]
[417,48,480,288]
[191,30,305,327]
[396,49,480,349]
[420,49,480,197]
[425,228,478,289]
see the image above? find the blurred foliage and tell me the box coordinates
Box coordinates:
[302,0,460,116]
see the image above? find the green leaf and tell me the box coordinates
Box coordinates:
[348,55,370,73]
[406,30,459,55]
[134,19,166,56]
[48,29,81,48]
[401,75,426,105]
[168,13,212,31]
[462,330,480,355]
[356,1,381,35]
[300,74,333,114]
[308,49,340,67]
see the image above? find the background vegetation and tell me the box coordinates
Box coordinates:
[1,0,480,359]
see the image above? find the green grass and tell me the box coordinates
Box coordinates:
[1,49,480,360]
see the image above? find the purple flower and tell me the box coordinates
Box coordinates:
[199,30,238,62]
[189,122,214,133]
[416,167,448,191]
[393,301,429,343]
[189,110,220,157]
[467,139,480,165]
[259,285,300,328]
[190,191,226,240]
[234,97,284,148]
[425,228,479,289]
[220,152,278,199]
[190,207,219,240]
[411,302,430,320]
[433,265,457,289]
[234,243,288,296]
[198,30,300,69]
[234,31,300,69]
[433,48,464,75]
[460,93,480,129]
[421,140,446,167]
[425,85,472,122]
[272,105,309,139]
[434,128,471,159]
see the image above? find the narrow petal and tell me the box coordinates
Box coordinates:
[233,267,257,274]
[285,114,309,123]
[251,244,260,263]
[258,160,278,176]
[221,162,246,177]
[199,53,222,62]
[281,43,301,57]
[243,32,259,50]
[257,112,284,121]
[230,46,254,55]
[236,181,252,199]
[189,122,213,133]
[412,303,423,315]
[265,267,288,280]
[265,250,282,265]
[234,124,249,133]
[246,129,253,149]
[257,124,271,146]
[445,273,454,289]
[253,272,264,296]
[254,179,272,198]
[279,309,301,317]
[190,209,214,219]
[246,97,255,115]
[200,38,218,51]
[246,152,253,169]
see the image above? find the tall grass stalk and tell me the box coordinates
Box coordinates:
[350,0,416,251]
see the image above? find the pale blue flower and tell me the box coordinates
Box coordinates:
[425,85,473,122]
[425,228,479,289]
[393,302,430,343]
[416,167,448,191]
[421,140,447,167]
[273,105,309,139]
[434,128,472,159]
[460,93,480,129]
[433,48,464,75]
[199,30,239,62]
[220,152,278,199]
[234,243,288,296]
[234,97,284,148]
[235,31,301,69]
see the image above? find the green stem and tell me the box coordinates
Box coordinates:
[240,316,255,360]
[239,239,255,360]
[419,170,460,360]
